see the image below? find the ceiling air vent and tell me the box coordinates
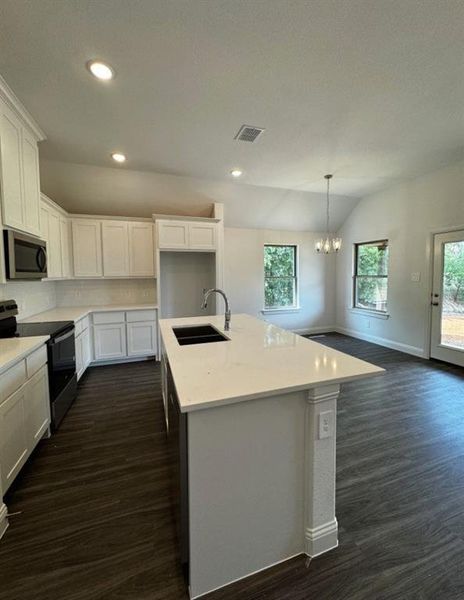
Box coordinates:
[234,125,265,143]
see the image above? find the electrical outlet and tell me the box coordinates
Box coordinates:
[411,272,421,282]
[318,410,334,440]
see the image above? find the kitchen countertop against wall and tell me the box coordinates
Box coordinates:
[20,304,158,324]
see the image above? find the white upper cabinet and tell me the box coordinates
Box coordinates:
[40,196,70,279]
[21,129,41,237]
[0,103,24,232]
[102,220,130,276]
[128,222,155,276]
[189,223,216,250]
[48,210,62,278]
[157,220,189,249]
[60,217,71,278]
[157,220,217,251]
[72,219,103,277]
[0,89,44,238]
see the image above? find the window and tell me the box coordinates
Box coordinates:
[354,240,389,312]
[264,245,298,309]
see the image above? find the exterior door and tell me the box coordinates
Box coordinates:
[430,230,464,367]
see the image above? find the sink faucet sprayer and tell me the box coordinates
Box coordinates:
[201,288,231,331]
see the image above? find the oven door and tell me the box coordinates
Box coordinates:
[48,326,76,401]
[4,230,47,280]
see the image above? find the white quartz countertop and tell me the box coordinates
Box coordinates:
[160,314,385,412]
[20,304,158,324]
[0,336,50,376]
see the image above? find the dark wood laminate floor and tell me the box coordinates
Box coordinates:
[0,336,463,600]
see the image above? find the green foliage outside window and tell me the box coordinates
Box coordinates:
[443,241,464,305]
[354,241,389,312]
[264,245,297,308]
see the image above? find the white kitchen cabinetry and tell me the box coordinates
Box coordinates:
[0,347,50,494]
[129,222,155,276]
[0,385,28,492]
[75,316,91,380]
[40,196,71,279]
[0,95,43,238]
[92,310,157,363]
[94,323,127,361]
[102,220,130,276]
[157,220,217,251]
[72,219,103,277]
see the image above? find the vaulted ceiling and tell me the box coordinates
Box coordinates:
[1,0,463,224]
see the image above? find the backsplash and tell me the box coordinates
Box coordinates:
[56,279,156,306]
[0,281,57,319]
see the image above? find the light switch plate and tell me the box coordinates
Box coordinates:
[318,410,334,440]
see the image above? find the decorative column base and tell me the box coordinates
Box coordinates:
[305,519,338,557]
[304,384,340,558]
[0,502,8,540]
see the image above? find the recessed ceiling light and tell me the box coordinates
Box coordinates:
[230,169,243,178]
[87,60,114,81]
[111,152,126,163]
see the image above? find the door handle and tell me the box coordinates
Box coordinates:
[431,302,439,306]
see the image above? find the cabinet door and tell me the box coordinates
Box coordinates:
[0,386,28,493]
[48,210,62,278]
[0,103,24,231]
[21,130,41,237]
[102,220,129,276]
[75,333,84,380]
[94,324,127,360]
[129,222,154,276]
[157,221,189,249]
[40,204,49,242]
[72,220,103,277]
[189,223,216,250]
[82,327,91,370]
[25,365,50,446]
[60,218,71,278]
[127,321,157,357]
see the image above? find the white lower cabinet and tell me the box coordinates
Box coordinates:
[75,318,92,380]
[25,366,50,445]
[127,321,156,356]
[0,358,50,494]
[0,385,28,492]
[94,323,127,361]
[92,310,157,363]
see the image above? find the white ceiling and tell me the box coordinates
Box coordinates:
[1,0,463,198]
[40,160,359,231]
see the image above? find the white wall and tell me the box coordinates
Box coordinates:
[56,279,156,307]
[0,281,56,319]
[335,159,464,356]
[224,228,336,333]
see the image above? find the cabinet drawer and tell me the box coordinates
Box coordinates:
[93,311,125,325]
[75,315,90,336]
[0,360,26,404]
[26,345,47,378]
[126,310,156,323]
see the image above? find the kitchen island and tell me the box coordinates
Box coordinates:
[160,314,384,599]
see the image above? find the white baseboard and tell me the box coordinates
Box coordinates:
[305,519,338,558]
[293,326,336,336]
[334,326,425,358]
[0,503,8,540]
[89,355,156,367]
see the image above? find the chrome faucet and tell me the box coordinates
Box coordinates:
[201,288,231,331]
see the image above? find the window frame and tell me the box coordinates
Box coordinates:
[263,244,299,311]
[353,239,389,314]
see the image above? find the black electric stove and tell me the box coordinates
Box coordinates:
[0,300,77,430]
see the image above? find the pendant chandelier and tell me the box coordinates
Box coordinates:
[315,174,342,254]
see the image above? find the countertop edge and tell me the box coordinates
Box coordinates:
[0,335,50,376]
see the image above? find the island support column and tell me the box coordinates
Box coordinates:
[304,384,340,557]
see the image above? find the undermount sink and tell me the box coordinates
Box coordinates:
[173,324,229,346]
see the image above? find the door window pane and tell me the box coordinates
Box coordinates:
[441,240,464,349]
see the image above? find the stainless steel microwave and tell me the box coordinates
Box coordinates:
[3,229,47,280]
